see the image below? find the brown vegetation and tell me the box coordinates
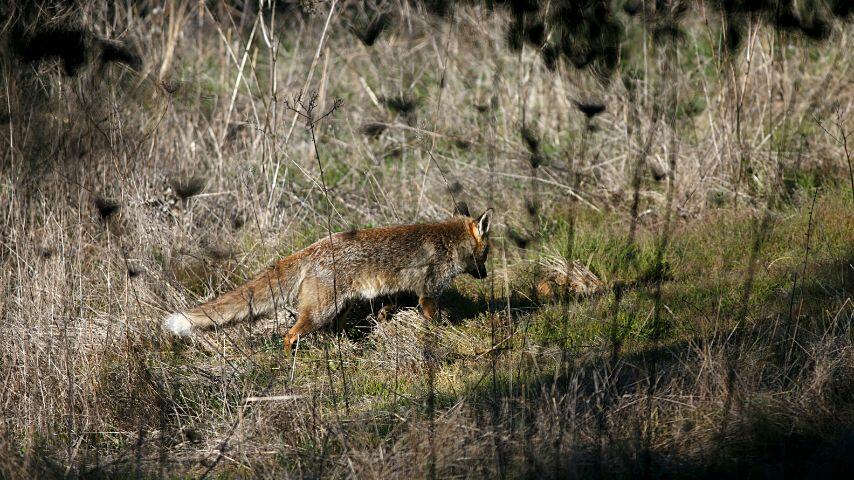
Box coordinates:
[0,1,851,478]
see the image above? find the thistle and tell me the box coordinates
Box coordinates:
[454,201,470,217]
[381,95,418,115]
[360,122,387,138]
[94,197,120,220]
[350,13,392,47]
[573,100,606,119]
[171,177,206,200]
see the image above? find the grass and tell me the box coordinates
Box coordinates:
[29,186,846,479]
[1,1,852,478]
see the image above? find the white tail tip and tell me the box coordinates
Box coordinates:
[163,312,194,336]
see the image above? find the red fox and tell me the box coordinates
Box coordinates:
[163,208,492,351]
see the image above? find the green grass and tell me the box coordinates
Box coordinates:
[500,185,851,357]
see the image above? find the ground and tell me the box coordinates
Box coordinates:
[0,1,852,478]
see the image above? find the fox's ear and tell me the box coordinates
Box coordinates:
[476,209,493,238]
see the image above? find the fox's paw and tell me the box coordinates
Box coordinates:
[376,303,399,322]
[163,313,194,336]
[284,334,303,356]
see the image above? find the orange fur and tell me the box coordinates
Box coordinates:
[164,209,493,351]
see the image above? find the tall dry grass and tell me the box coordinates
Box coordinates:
[0,1,852,478]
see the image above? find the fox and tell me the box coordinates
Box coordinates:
[163,207,493,351]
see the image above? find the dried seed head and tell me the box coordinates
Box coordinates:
[350,13,392,47]
[381,95,417,114]
[226,122,249,142]
[650,163,667,182]
[454,201,470,217]
[231,213,245,230]
[623,0,641,16]
[454,138,472,150]
[360,122,386,138]
[384,147,403,160]
[520,125,540,153]
[525,198,538,217]
[682,97,706,117]
[160,80,180,94]
[171,177,206,200]
[182,428,202,444]
[474,103,491,113]
[507,228,531,249]
[94,196,120,220]
[574,100,606,118]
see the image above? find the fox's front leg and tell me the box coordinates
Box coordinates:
[419,296,439,321]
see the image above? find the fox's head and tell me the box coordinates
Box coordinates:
[463,209,493,279]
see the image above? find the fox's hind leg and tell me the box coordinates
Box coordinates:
[284,310,315,353]
[284,284,342,353]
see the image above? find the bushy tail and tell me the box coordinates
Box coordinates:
[163,257,300,336]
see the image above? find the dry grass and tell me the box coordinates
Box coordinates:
[0,1,852,478]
